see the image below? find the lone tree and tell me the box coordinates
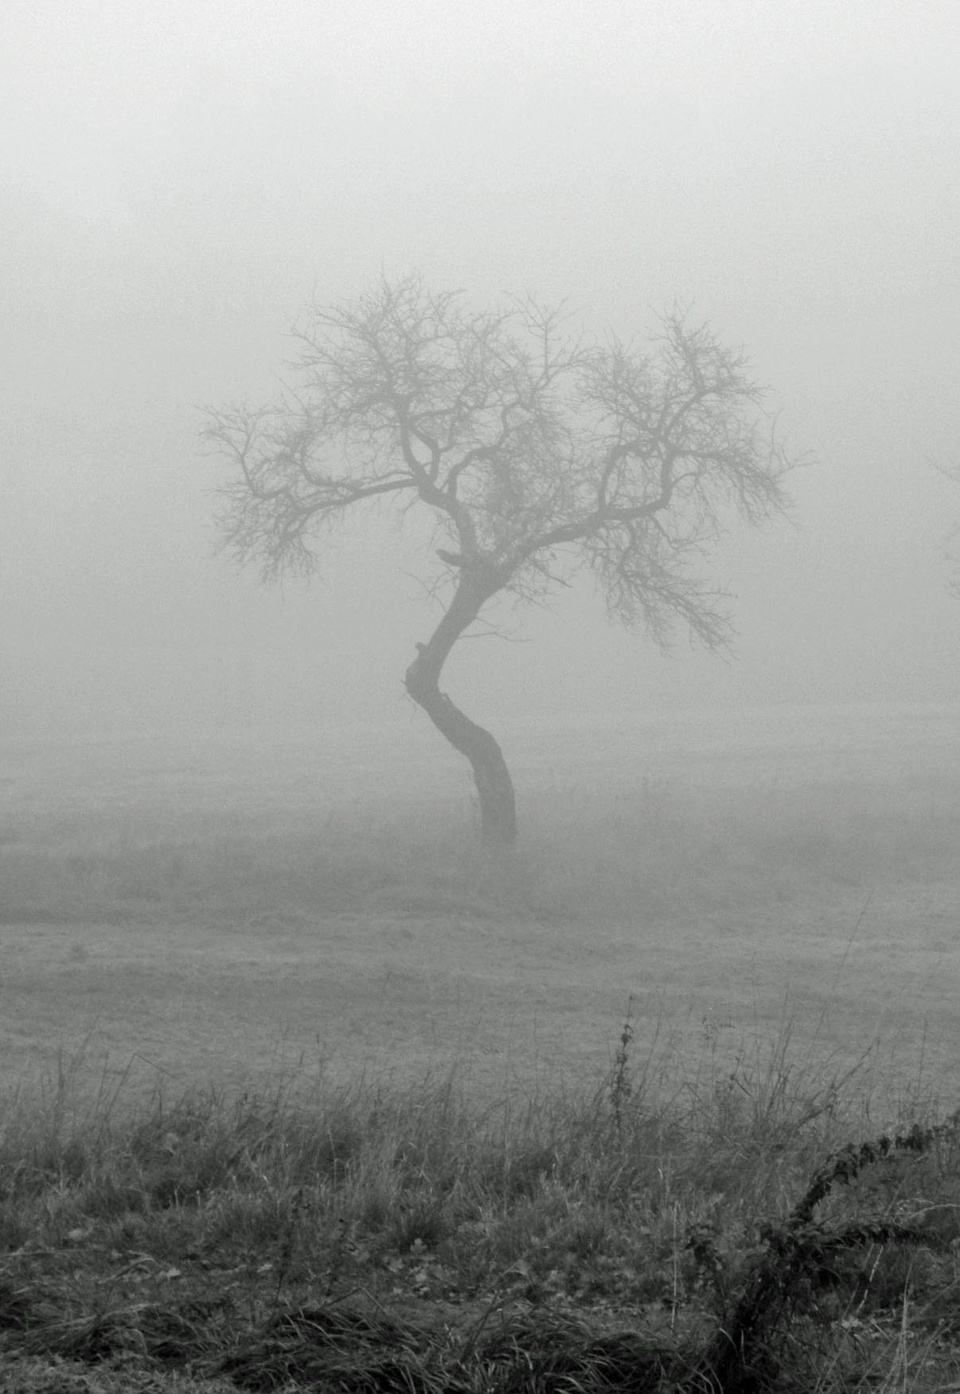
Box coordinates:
[205,275,793,845]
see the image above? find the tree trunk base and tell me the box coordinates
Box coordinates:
[405,661,517,846]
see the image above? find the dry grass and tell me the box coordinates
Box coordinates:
[1,709,960,1387]
[1,1020,960,1391]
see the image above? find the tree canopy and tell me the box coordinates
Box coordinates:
[205,274,794,843]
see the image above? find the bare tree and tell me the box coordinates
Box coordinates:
[204,274,794,845]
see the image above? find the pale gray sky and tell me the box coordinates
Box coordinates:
[1,0,958,735]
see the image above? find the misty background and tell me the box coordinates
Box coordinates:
[2,1,958,742]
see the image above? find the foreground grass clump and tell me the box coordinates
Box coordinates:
[3,1026,960,1392]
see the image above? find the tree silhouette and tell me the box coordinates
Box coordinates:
[204,275,793,844]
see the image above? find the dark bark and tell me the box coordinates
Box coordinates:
[403,580,517,846]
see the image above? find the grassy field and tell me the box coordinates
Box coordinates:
[2,703,959,1104]
[1,702,959,1390]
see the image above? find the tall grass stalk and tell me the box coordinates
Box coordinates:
[2,1021,959,1391]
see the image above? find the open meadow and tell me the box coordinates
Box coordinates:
[2,702,960,1392]
[2,701,959,1110]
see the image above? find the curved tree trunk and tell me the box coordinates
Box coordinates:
[404,579,517,846]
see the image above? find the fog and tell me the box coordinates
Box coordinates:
[2,0,958,740]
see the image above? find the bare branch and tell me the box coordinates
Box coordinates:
[204,275,796,647]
